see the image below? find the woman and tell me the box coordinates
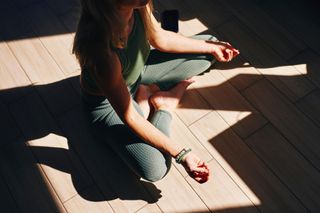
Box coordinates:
[73,0,239,183]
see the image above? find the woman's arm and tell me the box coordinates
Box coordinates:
[93,50,209,183]
[94,51,183,157]
[146,4,239,62]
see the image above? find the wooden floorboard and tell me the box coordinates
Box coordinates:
[215,55,263,92]
[0,172,20,213]
[245,124,320,212]
[63,186,114,213]
[1,0,320,212]
[23,2,79,76]
[171,113,212,177]
[191,71,267,139]
[0,101,22,147]
[258,0,320,55]
[9,92,94,203]
[219,0,306,60]
[144,166,210,213]
[243,79,320,170]
[185,160,259,213]
[136,203,162,213]
[189,111,305,212]
[0,40,33,104]
[58,107,152,212]
[0,139,67,213]
[296,89,320,127]
[216,18,315,103]
[289,49,320,89]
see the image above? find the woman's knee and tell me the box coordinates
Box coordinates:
[191,34,218,42]
[127,144,172,182]
[140,159,172,182]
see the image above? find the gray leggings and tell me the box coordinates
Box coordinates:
[82,35,217,182]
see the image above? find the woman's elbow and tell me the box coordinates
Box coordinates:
[149,34,169,52]
[122,106,142,126]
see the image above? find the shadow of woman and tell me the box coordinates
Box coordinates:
[0,76,161,212]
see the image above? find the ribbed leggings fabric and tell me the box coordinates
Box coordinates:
[82,34,217,182]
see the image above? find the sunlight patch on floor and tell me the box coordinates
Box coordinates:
[258,64,307,76]
[215,110,252,127]
[28,134,80,202]
[28,133,69,149]
[186,158,261,211]
[179,18,208,36]
[292,63,308,75]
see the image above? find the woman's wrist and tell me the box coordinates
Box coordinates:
[175,148,192,164]
[204,40,218,55]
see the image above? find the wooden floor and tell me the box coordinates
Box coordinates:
[1,0,320,212]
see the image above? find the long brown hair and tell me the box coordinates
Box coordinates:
[72,0,154,69]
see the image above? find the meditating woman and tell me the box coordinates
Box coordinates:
[73,0,239,183]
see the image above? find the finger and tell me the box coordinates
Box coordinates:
[192,166,209,174]
[225,42,238,51]
[223,42,239,54]
[192,171,209,179]
[195,176,208,183]
[226,49,232,61]
[194,173,209,183]
[232,48,240,57]
[233,51,239,58]
[229,49,233,60]
[197,161,210,171]
[215,51,228,62]
[220,41,231,46]
[225,42,233,49]
[200,162,210,172]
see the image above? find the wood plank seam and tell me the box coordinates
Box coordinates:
[217,0,307,61]
[244,123,313,212]
[0,172,21,212]
[193,77,268,139]
[61,184,101,205]
[181,172,212,213]
[175,109,211,128]
[27,143,69,211]
[1,40,35,103]
[7,2,76,82]
[175,114,214,161]
[0,105,22,148]
[215,17,315,102]
[6,91,105,209]
[242,80,320,173]
[293,88,318,104]
[134,203,162,213]
[4,92,69,210]
[205,158,260,212]
[52,116,119,211]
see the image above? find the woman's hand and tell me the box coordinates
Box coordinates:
[181,152,210,183]
[208,40,240,62]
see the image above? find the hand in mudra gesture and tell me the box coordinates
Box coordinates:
[208,40,240,62]
[181,152,210,183]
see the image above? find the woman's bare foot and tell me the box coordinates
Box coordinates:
[150,78,195,113]
[135,84,161,119]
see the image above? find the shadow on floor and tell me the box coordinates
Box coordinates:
[1,0,320,212]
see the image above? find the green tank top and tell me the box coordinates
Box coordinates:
[82,10,150,93]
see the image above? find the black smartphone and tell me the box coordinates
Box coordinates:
[161,10,179,33]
